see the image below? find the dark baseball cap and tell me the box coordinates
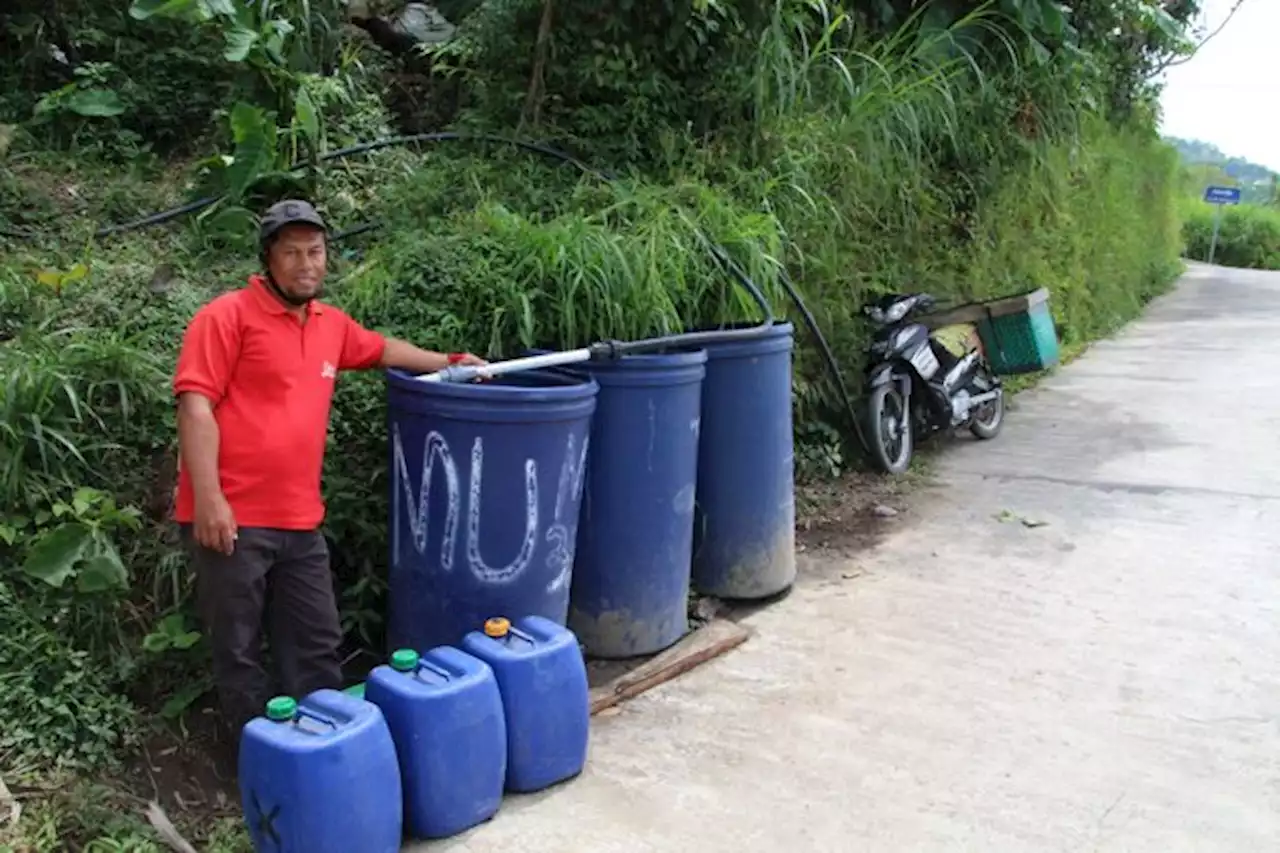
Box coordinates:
[259,199,328,245]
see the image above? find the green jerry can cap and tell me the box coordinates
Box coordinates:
[266,696,297,722]
[390,648,420,672]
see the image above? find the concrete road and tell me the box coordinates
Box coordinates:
[416,263,1280,852]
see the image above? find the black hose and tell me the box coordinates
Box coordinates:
[93,196,222,238]
[93,132,609,239]
[89,130,868,456]
[330,220,386,242]
[776,267,871,457]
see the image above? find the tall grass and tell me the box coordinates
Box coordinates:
[335,174,787,354]
[309,3,1184,646]
[667,0,1181,430]
[0,272,168,507]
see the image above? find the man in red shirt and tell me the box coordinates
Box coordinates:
[172,199,486,743]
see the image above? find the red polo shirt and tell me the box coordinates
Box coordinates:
[172,274,387,530]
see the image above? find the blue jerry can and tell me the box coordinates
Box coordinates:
[462,615,590,793]
[238,689,403,853]
[366,646,507,839]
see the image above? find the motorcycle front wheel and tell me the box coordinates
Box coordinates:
[866,382,913,475]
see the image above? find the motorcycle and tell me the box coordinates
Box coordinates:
[860,292,1005,474]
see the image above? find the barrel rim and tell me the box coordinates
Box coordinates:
[686,320,794,337]
[385,366,600,400]
[584,348,709,369]
[697,321,794,359]
[525,347,708,369]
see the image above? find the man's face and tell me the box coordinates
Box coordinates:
[266,224,327,303]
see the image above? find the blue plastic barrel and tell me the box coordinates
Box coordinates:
[692,323,797,599]
[386,369,598,652]
[239,689,402,853]
[565,350,707,658]
[365,647,507,840]
[461,616,590,793]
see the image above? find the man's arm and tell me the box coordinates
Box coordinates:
[338,313,485,374]
[177,393,222,497]
[378,337,485,374]
[173,306,240,554]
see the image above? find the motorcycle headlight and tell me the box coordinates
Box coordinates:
[886,301,911,323]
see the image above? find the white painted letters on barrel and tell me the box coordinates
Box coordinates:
[545,432,589,595]
[391,424,588,587]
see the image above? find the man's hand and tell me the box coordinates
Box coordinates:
[450,353,494,382]
[450,352,488,368]
[194,491,238,555]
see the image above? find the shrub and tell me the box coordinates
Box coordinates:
[0,267,193,771]
[0,579,140,773]
[1183,202,1280,270]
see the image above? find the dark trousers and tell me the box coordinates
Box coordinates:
[181,525,344,734]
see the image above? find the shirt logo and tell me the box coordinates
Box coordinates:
[320,360,337,380]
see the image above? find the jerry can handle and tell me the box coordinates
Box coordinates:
[506,625,535,647]
[416,659,452,680]
[295,706,339,730]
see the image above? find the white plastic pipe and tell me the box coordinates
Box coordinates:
[416,347,595,384]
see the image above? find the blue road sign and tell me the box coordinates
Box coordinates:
[1204,185,1242,205]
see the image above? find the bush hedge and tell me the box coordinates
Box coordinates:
[1182,201,1280,270]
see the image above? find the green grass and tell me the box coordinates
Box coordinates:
[1182,200,1280,270]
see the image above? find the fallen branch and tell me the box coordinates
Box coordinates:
[590,618,751,715]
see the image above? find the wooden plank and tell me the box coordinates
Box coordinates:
[922,287,1051,328]
[589,619,751,715]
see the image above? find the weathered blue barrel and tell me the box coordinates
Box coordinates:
[566,350,707,658]
[385,369,598,652]
[692,323,797,599]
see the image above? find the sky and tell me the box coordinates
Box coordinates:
[1158,0,1279,170]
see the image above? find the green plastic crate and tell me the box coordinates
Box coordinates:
[976,291,1060,375]
[922,287,1059,376]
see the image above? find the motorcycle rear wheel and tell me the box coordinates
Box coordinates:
[968,374,1004,440]
[866,383,913,475]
